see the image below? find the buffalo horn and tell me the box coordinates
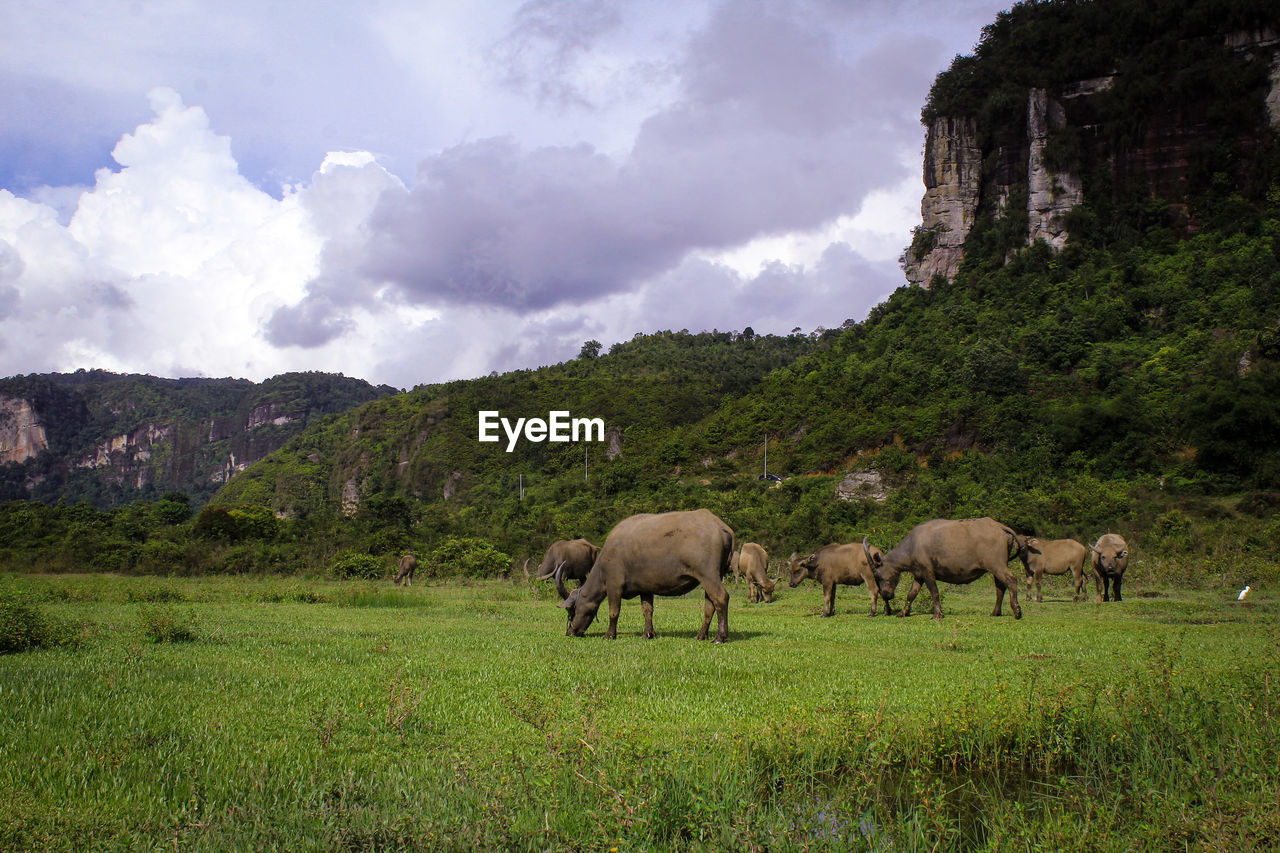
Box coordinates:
[553,561,569,600]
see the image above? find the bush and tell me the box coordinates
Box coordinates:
[428,537,513,579]
[0,593,80,653]
[138,605,199,643]
[331,552,385,580]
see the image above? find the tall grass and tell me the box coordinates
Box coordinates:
[0,573,1275,850]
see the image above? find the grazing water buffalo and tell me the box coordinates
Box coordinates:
[535,538,600,598]
[736,543,775,603]
[1090,534,1130,602]
[788,542,885,617]
[561,509,735,642]
[1021,537,1089,602]
[393,554,418,586]
[864,517,1024,620]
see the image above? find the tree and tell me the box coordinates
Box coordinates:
[579,340,602,359]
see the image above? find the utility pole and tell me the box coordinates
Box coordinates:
[519,472,524,500]
[584,445,589,481]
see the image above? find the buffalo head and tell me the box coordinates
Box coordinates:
[1090,541,1129,575]
[559,585,598,636]
[787,551,815,588]
[863,536,898,604]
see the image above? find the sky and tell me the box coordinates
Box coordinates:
[0,0,1008,390]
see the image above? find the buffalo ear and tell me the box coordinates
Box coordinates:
[1118,550,1127,559]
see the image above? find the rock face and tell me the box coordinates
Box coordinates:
[0,397,48,464]
[834,470,888,503]
[904,117,982,287]
[1026,88,1085,251]
[903,30,1280,287]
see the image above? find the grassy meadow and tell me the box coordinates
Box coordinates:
[1,570,1277,851]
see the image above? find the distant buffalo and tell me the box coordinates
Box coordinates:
[1021,537,1089,602]
[788,542,885,617]
[734,543,775,603]
[1090,534,1130,602]
[561,509,735,642]
[534,538,600,599]
[865,517,1024,620]
[393,554,417,586]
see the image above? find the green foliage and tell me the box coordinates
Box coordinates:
[0,593,80,653]
[428,537,512,579]
[330,552,385,581]
[137,604,199,643]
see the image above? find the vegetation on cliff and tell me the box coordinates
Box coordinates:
[0,370,396,507]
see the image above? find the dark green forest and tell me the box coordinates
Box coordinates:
[3,0,1279,587]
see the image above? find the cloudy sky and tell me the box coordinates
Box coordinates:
[0,0,1006,389]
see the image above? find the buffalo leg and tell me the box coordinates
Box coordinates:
[900,578,923,618]
[1094,570,1105,603]
[605,591,622,639]
[1112,574,1122,602]
[867,587,879,617]
[993,566,1022,618]
[925,577,944,619]
[698,581,729,643]
[822,581,836,617]
[641,594,656,639]
[1034,570,1043,603]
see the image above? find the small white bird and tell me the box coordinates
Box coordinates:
[1237,586,1252,601]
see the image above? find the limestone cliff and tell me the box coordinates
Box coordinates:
[904,117,982,286]
[0,397,48,464]
[0,371,396,507]
[903,8,1280,287]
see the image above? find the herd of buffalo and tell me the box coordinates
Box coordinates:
[512,509,1130,643]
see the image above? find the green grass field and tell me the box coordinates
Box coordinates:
[2,571,1277,851]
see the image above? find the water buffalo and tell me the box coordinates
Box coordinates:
[736,543,775,603]
[1090,534,1129,602]
[561,509,735,642]
[1021,537,1088,602]
[535,538,600,599]
[393,553,417,586]
[864,517,1024,620]
[788,542,885,617]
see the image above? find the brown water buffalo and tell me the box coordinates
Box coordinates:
[864,517,1024,620]
[1021,537,1088,602]
[535,538,600,599]
[560,509,735,642]
[736,543,775,603]
[393,553,418,586]
[788,542,885,617]
[1090,534,1130,602]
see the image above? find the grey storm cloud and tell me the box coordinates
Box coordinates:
[270,0,939,346]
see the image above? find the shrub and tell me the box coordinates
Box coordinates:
[331,552,385,580]
[428,537,512,579]
[0,593,80,653]
[138,605,199,643]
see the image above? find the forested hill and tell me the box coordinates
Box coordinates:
[0,370,396,507]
